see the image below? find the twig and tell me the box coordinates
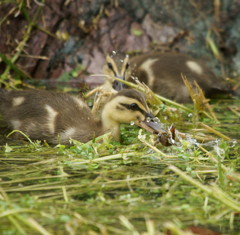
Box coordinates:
[200,123,231,141]
[228,106,240,117]
[113,77,193,113]
[7,130,36,145]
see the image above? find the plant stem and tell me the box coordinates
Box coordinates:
[200,123,231,141]
[114,77,193,113]
[169,165,240,212]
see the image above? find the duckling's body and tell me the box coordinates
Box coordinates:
[0,89,154,144]
[0,90,102,144]
[130,52,229,102]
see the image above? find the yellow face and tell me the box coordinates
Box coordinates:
[102,91,150,127]
[101,89,162,142]
[103,54,131,83]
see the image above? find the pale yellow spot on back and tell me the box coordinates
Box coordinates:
[45,105,58,134]
[186,61,203,75]
[139,58,159,87]
[11,120,21,129]
[12,97,25,106]
[60,127,76,141]
[73,97,86,109]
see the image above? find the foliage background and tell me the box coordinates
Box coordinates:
[1,0,240,88]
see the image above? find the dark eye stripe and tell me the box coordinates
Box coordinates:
[123,66,129,77]
[107,62,117,76]
[107,62,113,70]
[120,103,145,114]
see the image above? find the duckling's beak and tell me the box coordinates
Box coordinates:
[138,113,163,134]
[112,76,127,91]
[138,113,176,146]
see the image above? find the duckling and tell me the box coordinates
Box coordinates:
[0,89,160,145]
[103,52,131,91]
[130,52,230,103]
[86,51,131,114]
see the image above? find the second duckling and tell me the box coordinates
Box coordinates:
[86,52,131,114]
[0,89,160,144]
[103,52,131,91]
[130,52,230,102]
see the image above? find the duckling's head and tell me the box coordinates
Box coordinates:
[103,52,131,91]
[101,89,158,141]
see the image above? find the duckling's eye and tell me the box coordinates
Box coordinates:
[121,102,142,112]
[129,103,139,111]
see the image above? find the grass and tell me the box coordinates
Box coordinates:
[0,98,239,235]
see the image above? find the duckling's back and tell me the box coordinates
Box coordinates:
[130,52,230,102]
[0,90,103,144]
